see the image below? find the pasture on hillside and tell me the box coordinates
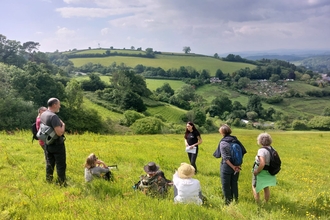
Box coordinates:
[69,54,256,75]
[73,76,186,92]
[1,130,329,219]
[74,49,147,55]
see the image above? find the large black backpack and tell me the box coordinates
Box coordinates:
[31,122,38,142]
[263,146,281,175]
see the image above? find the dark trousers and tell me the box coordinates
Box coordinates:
[45,143,66,184]
[221,164,239,205]
[187,147,198,173]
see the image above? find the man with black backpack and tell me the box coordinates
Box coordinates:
[252,133,280,204]
[40,98,67,187]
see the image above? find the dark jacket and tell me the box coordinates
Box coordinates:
[213,135,247,159]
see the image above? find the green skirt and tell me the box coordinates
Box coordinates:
[252,170,277,193]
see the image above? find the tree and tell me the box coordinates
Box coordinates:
[207,95,232,118]
[81,73,106,91]
[269,74,280,82]
[214,53,219,59]
[199,69,210,80]
[237,77,250,88]
[22,41,40,61]
[121,91,146,112]
[215,69,224,79]
[155,83,174,96]
[131,46,135,50]
[65,79,83,109]
[11,62,66,106]
[246,95,263,116]
[183,46,191,54]
[145,48,154,57]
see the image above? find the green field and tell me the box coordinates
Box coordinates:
[74,49,147,55]
[145,104,187,124]
[82,97,124,121]
[73,76,186,92]
[146,79,186,91]
[70,54,256,75]
[1,130,329,219]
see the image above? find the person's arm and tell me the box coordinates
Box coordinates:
[253,156,265,176]
[192,135,202,147]
[184,139,189,147]
[95,159,107,167]
[221,141,241,172]
[54,120,65,136]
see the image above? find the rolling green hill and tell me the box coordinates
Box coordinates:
[68,49,256,75]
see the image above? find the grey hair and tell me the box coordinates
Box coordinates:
[47,98,59,107]
[257,133,272,146]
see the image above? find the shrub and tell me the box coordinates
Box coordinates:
[308,116,330,130]
[292,120,309,130]
[123,110,145,126]
[130,117,163,134]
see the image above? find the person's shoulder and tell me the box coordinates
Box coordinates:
[194,129,201,135]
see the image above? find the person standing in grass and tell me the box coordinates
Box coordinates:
[214,124,246,205]
[252,133,277,203]
[184,122,202,174]
[84,153,111,182]
[36,106,47,157]
[40,98,67,186]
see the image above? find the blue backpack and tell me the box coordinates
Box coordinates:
[229,142,243,166]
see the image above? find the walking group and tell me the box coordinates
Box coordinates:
[35,98,280,205]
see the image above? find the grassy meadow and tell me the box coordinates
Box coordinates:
[1,130,330,219]
[69,54,256,75]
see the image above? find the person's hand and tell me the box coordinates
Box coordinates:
[253,170,259,176]
[189,146,194,149]
[234,166,241,175]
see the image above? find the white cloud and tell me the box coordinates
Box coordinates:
[101,28,109,35]
[56,27,76,37]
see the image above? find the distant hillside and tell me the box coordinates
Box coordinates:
[67,49,256,75]
[243,52,330,73]
[244,54,305,62]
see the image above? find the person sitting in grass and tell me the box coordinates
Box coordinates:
[84,153,111,182]
[173,162,206,205]
[134,162,172,197]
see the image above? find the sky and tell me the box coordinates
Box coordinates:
[1,0,330,56]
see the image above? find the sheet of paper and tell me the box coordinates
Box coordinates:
[185,146,196,154]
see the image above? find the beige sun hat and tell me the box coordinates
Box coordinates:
[177,163,195,179]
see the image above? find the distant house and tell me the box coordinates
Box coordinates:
[240,119,249,124]
[321,74,330,82]
[210,77,221,83]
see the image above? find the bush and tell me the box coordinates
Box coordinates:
[292,120,309,130]
[123,110,145,126]
[130,117,163,134]
[308,116,330,130]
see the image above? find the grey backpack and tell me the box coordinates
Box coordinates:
[36,123,58,145]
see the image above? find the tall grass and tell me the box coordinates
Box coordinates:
[1,130,329,219]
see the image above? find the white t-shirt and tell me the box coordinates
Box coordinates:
[173,172,202,205]
[255,147,271,166]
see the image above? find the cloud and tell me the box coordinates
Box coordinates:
[100,28,109,35]
[46,0,330,53]
[56,27,76,37]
